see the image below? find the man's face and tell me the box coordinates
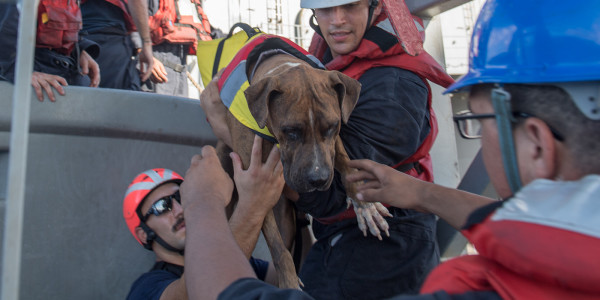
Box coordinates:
[314,0,381,58]
[468,92,515,199]
[140,182,186,251]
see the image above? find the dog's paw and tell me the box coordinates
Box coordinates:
[347,197,392,240]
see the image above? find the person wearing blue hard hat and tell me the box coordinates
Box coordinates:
[347,0,600,298]
[177,0,600,299]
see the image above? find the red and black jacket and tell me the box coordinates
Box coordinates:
[298,14,453,224]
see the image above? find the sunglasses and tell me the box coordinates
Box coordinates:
[141,191,181,221]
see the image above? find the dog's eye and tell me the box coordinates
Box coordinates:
[282,127,302,142]
[324,122,340,137]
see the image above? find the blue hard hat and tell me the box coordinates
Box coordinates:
[445,0,600,94]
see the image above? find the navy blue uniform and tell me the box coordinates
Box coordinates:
[81,0,141,90]
[127,257,270,300]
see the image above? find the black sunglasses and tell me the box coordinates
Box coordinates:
[141,191,181,221]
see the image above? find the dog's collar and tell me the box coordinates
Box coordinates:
[252,129,278,145]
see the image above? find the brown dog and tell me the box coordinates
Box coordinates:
[201,40,391,288]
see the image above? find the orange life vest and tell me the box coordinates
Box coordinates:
[36,0,82,55]
[148,0,212,54]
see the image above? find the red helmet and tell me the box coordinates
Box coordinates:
[123,168,183,245]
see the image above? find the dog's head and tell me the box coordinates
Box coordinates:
[244,64,360,193]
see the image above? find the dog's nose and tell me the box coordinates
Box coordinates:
[307,167,330,188]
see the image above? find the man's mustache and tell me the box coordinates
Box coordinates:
[172,217,185,232]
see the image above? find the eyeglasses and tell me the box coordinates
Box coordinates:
[453,111,495,139]
[453,110,564,141]
[141,191,180,221]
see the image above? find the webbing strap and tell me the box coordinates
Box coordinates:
[491,86,522,194]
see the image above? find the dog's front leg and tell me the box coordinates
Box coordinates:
[335,138,392,240]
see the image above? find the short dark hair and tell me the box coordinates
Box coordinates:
[471,83,600,173]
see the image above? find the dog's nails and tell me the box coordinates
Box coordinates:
[375,202,393,217]
[357,221,367,236]
[369,225,380,239]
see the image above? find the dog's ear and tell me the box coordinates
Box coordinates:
[329,71,361,123]
[244,77,281,128]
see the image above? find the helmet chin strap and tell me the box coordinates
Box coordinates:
[139,222,184,255]
[366,0,379,35]
[491,86,523,196]
[309,12,322,37]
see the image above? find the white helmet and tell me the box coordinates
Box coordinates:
[301,0,361,9]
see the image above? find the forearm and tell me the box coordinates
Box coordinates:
[419,182,496,229]
[184,199,256,299]
[229,201,268,259]
[127,0,151,44]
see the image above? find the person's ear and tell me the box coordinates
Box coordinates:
[516,118,557,182]
[135,227,148,244]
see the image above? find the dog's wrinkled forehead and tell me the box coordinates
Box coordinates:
[249,49,292,81]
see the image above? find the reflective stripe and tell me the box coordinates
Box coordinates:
[220,61,248,108]
[376,18,423,34]
[376,19,395,36]
[160,169,175,181]
[492,175,600,239]
[144,169,162,183]
[124,169,177,197]
[376,17,425,42]
[124,182,158,198]
[413,19,424,33]
[307,54,325,69]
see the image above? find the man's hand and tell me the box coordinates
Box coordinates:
[181,146,234,210]
[150,57,169,83]
[347,159,424,210]
[138,43,154,82]
[200,68,233,147]
[30,71,67,102]
[231,135,285,216]
[79,50,100,87]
